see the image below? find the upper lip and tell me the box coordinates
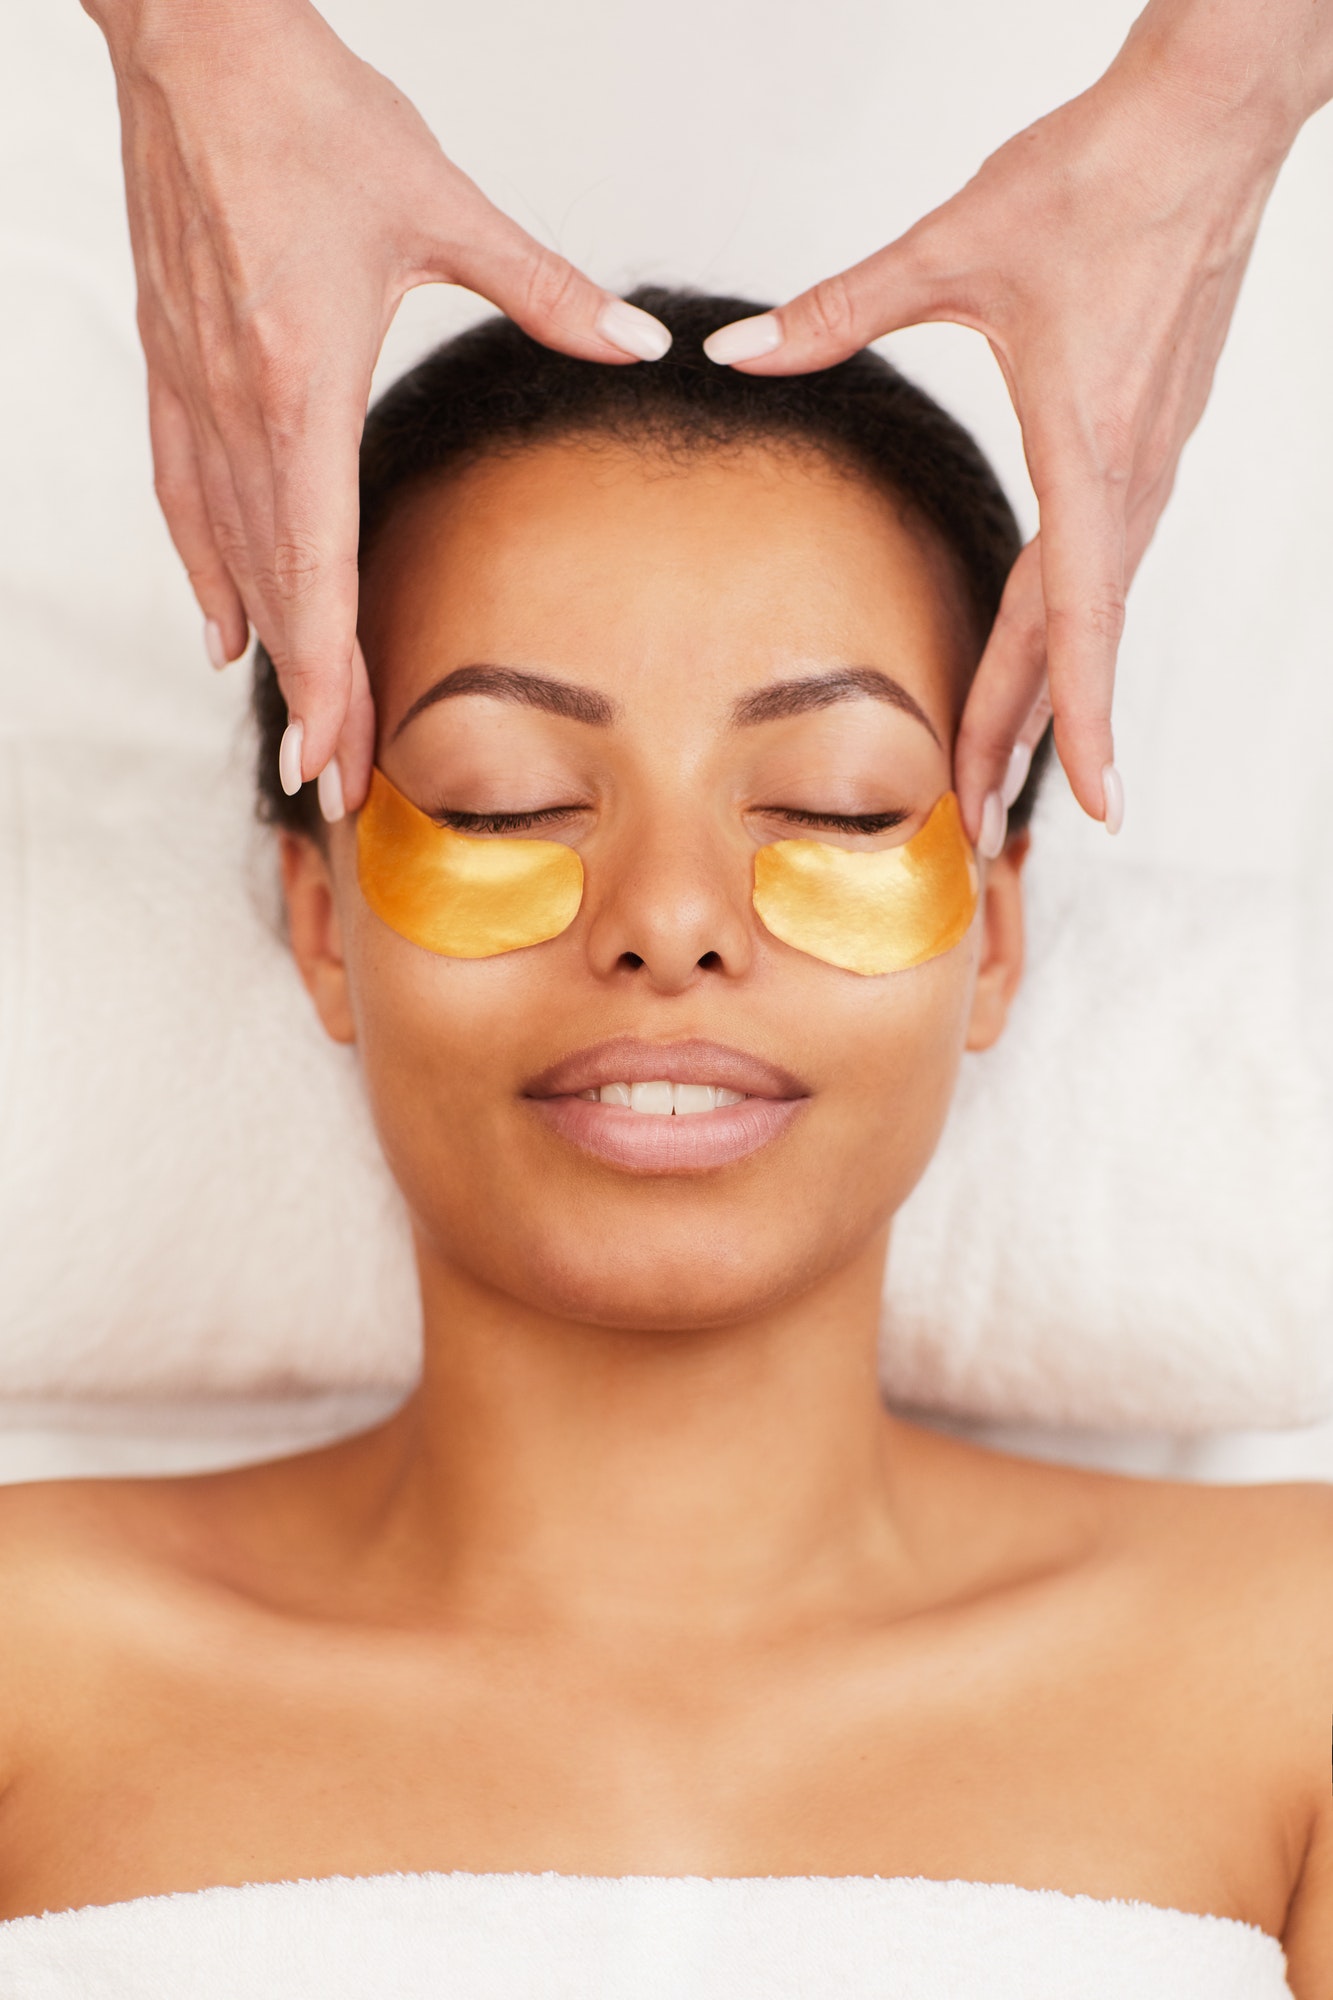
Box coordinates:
[525,1037,810,1102]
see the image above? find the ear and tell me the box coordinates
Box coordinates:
[965,830,1028,1053]
[279,831,357,1046]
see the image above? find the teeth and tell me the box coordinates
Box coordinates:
[629,1080,675,1115]
[586,1081,750,1115]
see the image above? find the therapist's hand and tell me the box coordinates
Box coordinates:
[704,0,1332,843]
[84,0,670,816]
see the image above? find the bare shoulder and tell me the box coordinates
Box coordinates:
[0,1435,372,1754]
[1107,1471,1333,1637]
[0,1472,153,1600]
[927,1426,1333,1638]
[0,1470,188,1627]
[1143,1483,1333,1993]
[1137,1477,1333,1997]
[969,1447,1333,1772]
[0,1466,202,1575]
[1049,1465,1333,1692]
[0,1470,242,1791]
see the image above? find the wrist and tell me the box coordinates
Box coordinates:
[85,0,306,80]
[1119,0,1333,151]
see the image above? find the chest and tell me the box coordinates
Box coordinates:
[0,1602,1292,1930]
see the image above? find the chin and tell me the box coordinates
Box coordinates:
[531,1275,797,1336]
[473,1206,844,1334]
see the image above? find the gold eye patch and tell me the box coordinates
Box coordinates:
[751,791,979,976]
[356,768,584,958]
[357,770,975,974]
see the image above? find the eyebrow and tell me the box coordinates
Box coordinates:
[392,663,616,738]
[731,667,942,746]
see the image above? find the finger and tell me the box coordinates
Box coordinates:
[147,376,248,662]
[191,410,274,644]
[440,191,671,366]
[954,539,1049,841]
[1037,470,1127,822]
[260,393,364,783]
[329,637,376,817]
[701,228,945,376]
[1000,685,1055,815]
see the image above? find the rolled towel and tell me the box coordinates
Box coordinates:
[0,735,1329,1432]
[884,813,1333,1429]
[0,1871,1292,2000]
[0,735,421,1400]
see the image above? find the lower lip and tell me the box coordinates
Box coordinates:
[527,1094,806,1174]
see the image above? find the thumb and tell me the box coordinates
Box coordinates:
[440,195,672,367]
[702,230,946,376]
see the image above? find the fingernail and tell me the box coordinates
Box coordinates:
[317,758,345,824]
[279,719,305,798]
[978,790,1007,860]
[1002,741,1033,809]
[596,299,672,362]
[1102,761,1125,836]
[204,618,228,672]
[702,313,783,366]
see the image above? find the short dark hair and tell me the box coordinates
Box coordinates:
[253,285,1050,836]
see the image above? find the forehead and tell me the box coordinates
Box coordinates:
[358,437,973,739]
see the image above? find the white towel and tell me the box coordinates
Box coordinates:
[0,1872,1292,2000]
[882,808,1333,1429]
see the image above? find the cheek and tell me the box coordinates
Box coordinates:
[801,940,978,1224]
[339,906,543,1236]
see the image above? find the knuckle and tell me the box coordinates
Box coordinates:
[183,558,225,596]
[260,537,325,606]
[272,654,320,696]
[964,716,1019,765]
[259,541,356,609]
[234,314,311,434]
[1086,587,1127,642]
[803,272,860,349]
[1026,690,1054,732]
[209,514,251,574]
[994,589,1046,656]
[152,460,196,518]
[1048,588,1126,648]
[520,251,583,331]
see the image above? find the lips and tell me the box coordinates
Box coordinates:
[524,1037,809,1174]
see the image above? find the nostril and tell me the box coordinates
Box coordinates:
[697,951,722,971]
[618,952,645,970]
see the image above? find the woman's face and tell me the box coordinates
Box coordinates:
[286,437,1027,1331]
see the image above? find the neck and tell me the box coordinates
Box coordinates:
[355,1228,919,1637]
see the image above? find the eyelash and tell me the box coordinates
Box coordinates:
[431,806,587,835]
[761,807,911,835]
[431,805,911,837]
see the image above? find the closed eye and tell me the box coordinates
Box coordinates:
[429,805,590,836]
[760,807,912,836]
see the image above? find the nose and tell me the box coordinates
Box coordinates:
[582,810,756,994]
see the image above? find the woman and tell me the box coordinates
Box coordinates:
[0,293,1326,1995]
